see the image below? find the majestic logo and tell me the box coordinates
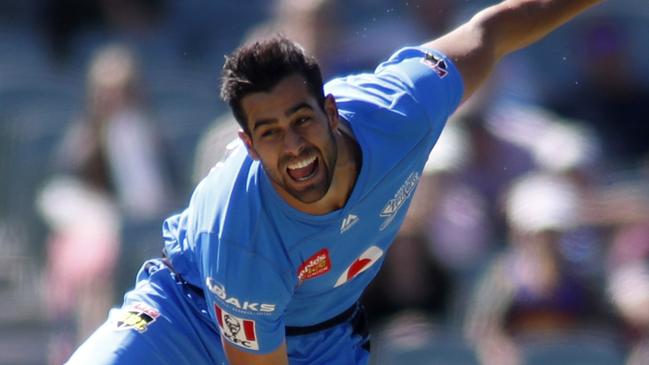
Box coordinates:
[422,52,448,78]
[380,172,420,230]
[113,303,160,333]
[334,246,384,288]
[297,248,331,283]
[214,305,259,350]
[340,214,359,233]
[205,277,276,313]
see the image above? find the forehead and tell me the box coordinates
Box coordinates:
[240,74,317,127]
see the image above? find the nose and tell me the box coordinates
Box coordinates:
[283,128,304,156]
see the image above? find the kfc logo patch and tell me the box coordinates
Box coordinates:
[334,246,384,287]
[297,248,331,283]
[422,52,448,78]
[214,305,259,350]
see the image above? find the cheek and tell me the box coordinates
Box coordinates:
[255,145,282,169]
[307,125,333,146]
[318,127,337,152]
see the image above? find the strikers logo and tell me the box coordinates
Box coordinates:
[380,172,420,230]
[113,303,160,333]
[422,52,448,78]
[214,305,259,350]
[297,248,331,283]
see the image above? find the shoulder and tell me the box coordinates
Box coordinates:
[325,47,463,141]
[325,46,463,110]
[192,143,294,266]
[163,144,265,276]
[189,143,266,243]
[323,48,464,184]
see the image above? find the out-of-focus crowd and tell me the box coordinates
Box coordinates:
[0,1,648,364]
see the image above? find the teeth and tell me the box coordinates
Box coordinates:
[288,155,316,170]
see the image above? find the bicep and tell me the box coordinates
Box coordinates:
[423,10,499,105]
[223,338,288,365]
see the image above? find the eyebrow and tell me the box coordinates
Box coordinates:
[285,102,313,117]
[252,102,314,132]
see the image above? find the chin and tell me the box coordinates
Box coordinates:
[286,177,332,203]
[291,187,328,204]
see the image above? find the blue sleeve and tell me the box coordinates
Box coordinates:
[200,233,293,354]
[375,46,464,127]
[326,46,464,142]
[324,47,464,180]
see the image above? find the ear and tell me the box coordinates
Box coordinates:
[324,94,339,130]
[238,130,260,160]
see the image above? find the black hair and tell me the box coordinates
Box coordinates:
[220,36,325,132]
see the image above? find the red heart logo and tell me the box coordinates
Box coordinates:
[347,258,372,280]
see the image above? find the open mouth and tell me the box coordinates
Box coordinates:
[286,155,319,182]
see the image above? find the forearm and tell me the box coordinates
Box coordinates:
[223,339,289,365]
[424,0,603,102]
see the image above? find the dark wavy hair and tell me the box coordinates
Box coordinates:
[220,36,325,132]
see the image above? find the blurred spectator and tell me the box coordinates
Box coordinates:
[455,111,536,243]
[547,18,649,168]
[40,0,164,64]
[243,0,343,77]
[581,179,649,228]
[192,114,241,183]
[413,102,537,274]
[464,172,605,365]
[36,44,175,364]
[55,44,175,220]
[362,231,451,327]
[527,119,608,280]
[606,222,649,365]
[37,176,120,365]
[409,121,494,273]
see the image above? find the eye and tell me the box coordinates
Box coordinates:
[260,129,279,139]
[295,116,312,126]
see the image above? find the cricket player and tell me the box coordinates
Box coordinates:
[67,1,603,364]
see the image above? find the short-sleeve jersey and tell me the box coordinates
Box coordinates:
[163,46,463,354]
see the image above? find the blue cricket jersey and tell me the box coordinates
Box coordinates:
[163,46,463,356]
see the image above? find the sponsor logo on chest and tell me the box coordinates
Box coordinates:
[297,248,332,283]
[206,277,276,313]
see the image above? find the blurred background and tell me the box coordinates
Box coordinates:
[1,0,648,364]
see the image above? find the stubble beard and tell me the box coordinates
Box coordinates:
[270,130,338,204]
